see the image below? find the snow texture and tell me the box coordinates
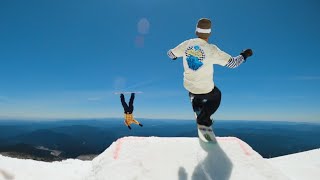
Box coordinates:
[269,148,320,180]
[0,157,91,180]
[0,136,318,180]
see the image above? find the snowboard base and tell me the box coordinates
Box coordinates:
[114,91,143,95]
[197,124,217,143]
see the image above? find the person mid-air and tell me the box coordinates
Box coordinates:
[120,93,143,130]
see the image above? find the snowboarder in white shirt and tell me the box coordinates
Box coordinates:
[167,18,253,142]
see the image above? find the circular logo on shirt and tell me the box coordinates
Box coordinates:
[185,45,205,71]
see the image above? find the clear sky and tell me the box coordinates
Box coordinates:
[0,0,319,122]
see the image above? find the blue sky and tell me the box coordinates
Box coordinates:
[0,0,319,122]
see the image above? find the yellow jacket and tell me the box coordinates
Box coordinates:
[124,113,140,127]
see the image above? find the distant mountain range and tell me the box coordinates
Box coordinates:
[0,119,319,161]
[0,143,63,161]
[0,120,124,161]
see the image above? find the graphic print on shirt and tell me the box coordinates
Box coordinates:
[185,45,206,71]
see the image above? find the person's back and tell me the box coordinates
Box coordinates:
[168,18,253,96]
[167,18,253,141]
[170,37,232,94]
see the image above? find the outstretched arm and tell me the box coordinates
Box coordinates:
[133,119,143,127]
[167,50,177,60]
[225,49,253,68]
[225,55,245,68]
[167,40,188,60]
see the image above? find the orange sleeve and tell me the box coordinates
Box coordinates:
[132,119,140,125]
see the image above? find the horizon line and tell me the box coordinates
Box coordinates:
[0,117,319,124]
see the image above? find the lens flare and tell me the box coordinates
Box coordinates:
[137,18,150,35]
[135,35,144,48]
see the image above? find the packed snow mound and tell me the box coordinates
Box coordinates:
[85,136,290,180]
[269,148,320,180]
[4,136,319,180]
[0,156,91,180]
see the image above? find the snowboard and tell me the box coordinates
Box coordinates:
[114,91,143,95]
[189,95,217,143]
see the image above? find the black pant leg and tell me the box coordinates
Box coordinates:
[190,95,203,115]
[190,93,210,126]
[128,93,135,113]
[206,87,222,116]
[120,95,129,113]
[190,87,222,127]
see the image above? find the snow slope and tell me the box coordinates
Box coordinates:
[0,136,318,180]
[0,156,91,180]
[85,136,289,180]
[269,148,320,180]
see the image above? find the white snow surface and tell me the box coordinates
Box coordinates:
[0,136,318,180]
[0,156,91,180]
[269,148,320,180]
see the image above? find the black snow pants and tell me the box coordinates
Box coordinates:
[120,93,135,114]
[189,87,222,127]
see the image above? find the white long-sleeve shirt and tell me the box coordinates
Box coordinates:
[168,38,244,94]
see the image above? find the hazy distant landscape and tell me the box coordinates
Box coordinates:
[0,119,319,161]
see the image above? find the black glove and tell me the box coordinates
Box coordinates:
[240,49,253,60]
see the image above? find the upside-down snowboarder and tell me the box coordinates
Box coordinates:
[120,93,143,130]
[167,18,253,142]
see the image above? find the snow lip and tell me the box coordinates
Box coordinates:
[109,136,255,160]
[4,136,317,180]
